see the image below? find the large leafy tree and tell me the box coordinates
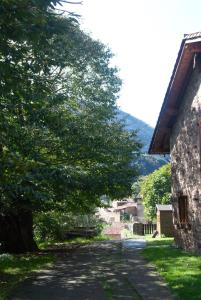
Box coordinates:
[140,164,171,220]
[0,1,141,253]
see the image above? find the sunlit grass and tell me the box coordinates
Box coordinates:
[145,235,174,246]
[142,237,201,300]
[38,234,111,249]
[0,253,55,300]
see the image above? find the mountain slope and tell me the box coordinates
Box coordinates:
[117,110,153,152]
[117,110,169,175]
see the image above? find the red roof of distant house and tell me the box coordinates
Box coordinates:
[149,32,201,154]
[103,223,124,235]
[104,227,121,235]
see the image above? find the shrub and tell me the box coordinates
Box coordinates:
[34,211,105,242]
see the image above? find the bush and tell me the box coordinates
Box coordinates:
[34,211,105,242]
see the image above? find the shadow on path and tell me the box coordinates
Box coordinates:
[10,240,173,300]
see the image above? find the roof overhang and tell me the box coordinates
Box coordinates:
[149,32,201,154]
[156,204,173,211]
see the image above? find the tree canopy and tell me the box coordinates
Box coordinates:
[140,164,171,220]
[0,1,141,252]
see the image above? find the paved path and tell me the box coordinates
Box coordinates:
[122,239,146,250]
[122,239,173,300]
[10,240,173,300]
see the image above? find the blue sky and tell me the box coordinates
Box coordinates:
[63,0,201,127]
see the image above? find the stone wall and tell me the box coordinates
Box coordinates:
[170,59,201,252]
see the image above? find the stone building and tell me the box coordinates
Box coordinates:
[149,32,201,252]
[156,205,174,237]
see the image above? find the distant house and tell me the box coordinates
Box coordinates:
[97,207,121,224]
[149,32,201,252]
[156,205,174,237]
[113,200,137,221]
[97,198,144,224]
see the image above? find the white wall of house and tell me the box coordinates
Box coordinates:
[97,208,120,223]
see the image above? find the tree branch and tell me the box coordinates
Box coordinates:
[60,1,83,4]
[54,8,81,17]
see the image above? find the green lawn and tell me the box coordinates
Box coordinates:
[0,253,55,300]
[142,237,201,300]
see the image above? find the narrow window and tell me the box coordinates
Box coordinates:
[178,195,188,224]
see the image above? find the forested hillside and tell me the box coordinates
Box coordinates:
[117,110,169,175]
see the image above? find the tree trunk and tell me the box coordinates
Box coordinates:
[0,210,38,253]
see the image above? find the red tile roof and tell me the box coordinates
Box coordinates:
[103,223,124,235]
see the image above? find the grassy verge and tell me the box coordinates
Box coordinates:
[0,253,55,300]
[145,235,174,246]
[38,234,111,249]
[142,237,201,300]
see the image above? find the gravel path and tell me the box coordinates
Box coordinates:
[10,240,173,300]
